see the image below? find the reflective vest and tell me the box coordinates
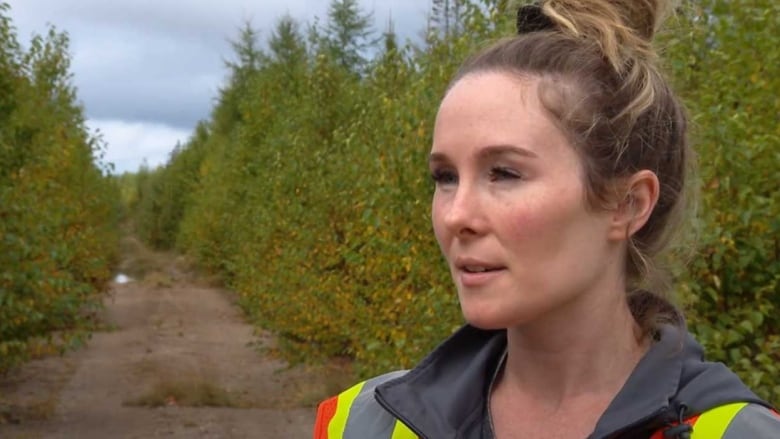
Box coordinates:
[649,402,780,439]
[314,379,416,439]
[314,380,780,439]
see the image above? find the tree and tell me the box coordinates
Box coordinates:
[323,0,375,73]
[663,0,780,404]
[130,0,780,404]
[269,15,307,68]
[426,0,467,41]
[213,22,265,137]
[226,21,264,75]
[0,7,119,371]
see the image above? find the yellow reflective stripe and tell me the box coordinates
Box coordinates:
[328,381,366,439]
[390,419,418,439]
[691,402,749,438]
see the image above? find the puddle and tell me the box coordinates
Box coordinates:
[114,273,134,284]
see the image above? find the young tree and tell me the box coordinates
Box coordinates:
[213,22,265,137]
[226,21,264,74]
[322,0,375,73]
[0,2,22,181]
[1,10,119,372]
[269,15,307,68]
[427,0,466,40]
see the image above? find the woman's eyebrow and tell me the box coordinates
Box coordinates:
[477,144,538,159]
[429,144,537,166]
[428,152,450,166]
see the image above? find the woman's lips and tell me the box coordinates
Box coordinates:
[458,267,505,287]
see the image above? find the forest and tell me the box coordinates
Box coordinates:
[2,0,778,404]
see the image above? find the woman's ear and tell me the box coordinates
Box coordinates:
[607,170,660,241]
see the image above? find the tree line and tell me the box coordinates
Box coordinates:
[0,3,120,371]
[129,0,778,403]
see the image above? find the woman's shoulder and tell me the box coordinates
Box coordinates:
[716,403,780,437]
[653,327,780,437]
[314,370,412,439]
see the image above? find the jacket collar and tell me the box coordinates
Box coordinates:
[376,324,764,439]
[590,325,686,437]
[376,325,505,437]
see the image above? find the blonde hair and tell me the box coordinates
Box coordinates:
[451,0,691,333]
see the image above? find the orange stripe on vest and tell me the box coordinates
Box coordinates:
[314,396,339,439]
[650,415,700,439]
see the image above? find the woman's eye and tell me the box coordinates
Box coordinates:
[489,167,522,181]
[431,169,458,185]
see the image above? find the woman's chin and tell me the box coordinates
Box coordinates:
[461,306,517,331]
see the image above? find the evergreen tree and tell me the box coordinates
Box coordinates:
[323,0,375,73]
[214,22,265,136]
[226,21,264,74]
[428,0,465,40]
[382,14,398,55]
[269,15,307,68]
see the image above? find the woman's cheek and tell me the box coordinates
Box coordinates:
[505,199,547,243]
[431,198,450,249]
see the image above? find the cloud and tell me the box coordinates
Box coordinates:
[72,30,223,129]
[14,0,426,129]
[87,119,190,174]
[10,0,428,174]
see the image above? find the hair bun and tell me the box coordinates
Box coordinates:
[540,0,675,73]
[516,4,556,34]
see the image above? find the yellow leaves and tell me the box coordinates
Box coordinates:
[401,256,413,273]
[749,72,763,87]
[416,122,427,139]
[199,160,210,177]
[718,236,736,250]
[381,96,393,108]
[0,41,119,372]
[711,274,722,291]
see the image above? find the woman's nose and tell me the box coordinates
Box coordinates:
[443,184,484,237]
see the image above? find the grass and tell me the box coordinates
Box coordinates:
[123,361,357,410]
[0,399,57,424]
[283,358,357,408]
[117,233,159,280]
[117,226,216,288]
[0,362,73,425]
[141,271,174,288]
[123,379,248,408]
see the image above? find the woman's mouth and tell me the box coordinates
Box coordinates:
[457,263,505,287]
[462,265,501,273]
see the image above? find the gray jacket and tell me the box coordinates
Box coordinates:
[338,324,779,438]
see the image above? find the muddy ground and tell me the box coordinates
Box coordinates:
[0,237,351,438]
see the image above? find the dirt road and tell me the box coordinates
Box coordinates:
[0,239,335,438]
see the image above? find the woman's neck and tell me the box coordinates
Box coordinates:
[499,289,648,412]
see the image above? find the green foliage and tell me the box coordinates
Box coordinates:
[0,4,119,371]
[428,0,467,40]
[133,0,778,404]
[321,0,375,73]
[664,0,780,403]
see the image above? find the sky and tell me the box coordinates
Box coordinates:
[7,0,428,174]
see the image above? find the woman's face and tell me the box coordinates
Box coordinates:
[430,72,622,330]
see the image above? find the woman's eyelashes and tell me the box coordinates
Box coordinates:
[431,168,458,186]
[430,166,523,187]
[489,166,523,182]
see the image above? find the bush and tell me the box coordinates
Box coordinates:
[0,4,119,371]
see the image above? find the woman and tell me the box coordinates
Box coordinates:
[314,0,780,437]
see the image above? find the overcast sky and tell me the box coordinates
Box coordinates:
[8,0,428,174]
